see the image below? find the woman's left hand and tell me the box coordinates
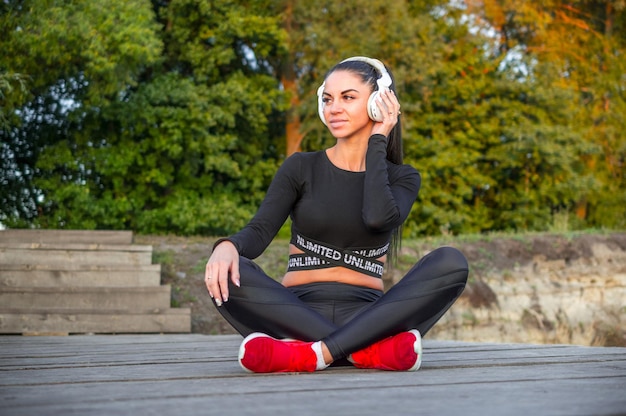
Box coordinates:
[371,88,401,137]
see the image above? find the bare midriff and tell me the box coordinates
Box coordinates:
[281,244,385,291]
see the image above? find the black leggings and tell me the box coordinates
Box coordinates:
[214,246,469,361]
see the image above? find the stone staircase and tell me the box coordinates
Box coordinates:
[0,229,191,335]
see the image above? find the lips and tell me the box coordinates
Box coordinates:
[328,119,347,128]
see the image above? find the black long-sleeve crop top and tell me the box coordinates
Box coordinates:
[218,134,421,273]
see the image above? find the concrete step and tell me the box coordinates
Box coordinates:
[0,264,162,288]
[0,229,192,335]
[0,229,133,245]
[0,243,153,266]
[0,308,191,334]
[0,286,172,311]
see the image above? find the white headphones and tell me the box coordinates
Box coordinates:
[317,56,392,126]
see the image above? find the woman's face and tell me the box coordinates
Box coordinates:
[320,70,374,140]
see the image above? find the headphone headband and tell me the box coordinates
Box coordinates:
[339,56,392,88]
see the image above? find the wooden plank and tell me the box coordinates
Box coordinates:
[0,309,191,334]
[1,375,623,416]
[0,263,161,271]
[0,286,172,310]
[0,264,162,287]
[0,245,153,266]
[0,335,623,416]
[0,229,133,245]
[0,243,152,251]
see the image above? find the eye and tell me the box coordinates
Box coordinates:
[343,94,355,101]
[322,97,332,104]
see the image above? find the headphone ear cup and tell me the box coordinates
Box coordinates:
[317,83,327,126]
[367,91,383,122]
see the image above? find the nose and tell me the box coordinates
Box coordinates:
[328,100,343,114]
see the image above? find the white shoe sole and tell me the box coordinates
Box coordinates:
[408,329,422,371]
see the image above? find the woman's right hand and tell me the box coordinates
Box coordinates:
[205,240,240,306]
[371,88,401,138]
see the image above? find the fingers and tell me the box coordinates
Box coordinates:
[378,89,401,119]
[204,241,240,307]
[204,264,220,305]
[372,89,401,136]
[230,260,241,289]
[205,261,234,307]
[217,261,229,305]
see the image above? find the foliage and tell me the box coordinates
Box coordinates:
[403,5,599,235]
[1,0,288,233]
[0,0,624,236]
[1,0,165,226]
[463,0,626,230]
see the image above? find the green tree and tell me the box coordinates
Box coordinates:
[0,70,30,224]
[464,0,626,229]
[1,0,289,234]
[1,0,163,227]
[404,2,597,235]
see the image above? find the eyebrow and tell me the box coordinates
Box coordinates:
[323,88,360,96]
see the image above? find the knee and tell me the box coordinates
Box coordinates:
[434,246,468,268]
[235,257,280,289]
[432,246,469,284]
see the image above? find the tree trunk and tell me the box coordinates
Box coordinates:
[282,0,303,156]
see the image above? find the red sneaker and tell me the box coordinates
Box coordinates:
[349,329,422,371]
[238,333,319,373]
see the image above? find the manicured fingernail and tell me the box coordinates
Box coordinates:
[215,299,222,307]
[235,279,240,287]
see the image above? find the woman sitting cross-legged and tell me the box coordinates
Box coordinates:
[205,56,469,373]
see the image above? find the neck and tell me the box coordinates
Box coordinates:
[326,139,368,172]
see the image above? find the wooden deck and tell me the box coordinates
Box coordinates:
[1,334,624,415]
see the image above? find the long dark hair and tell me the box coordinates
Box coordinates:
[325,58,404,267]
